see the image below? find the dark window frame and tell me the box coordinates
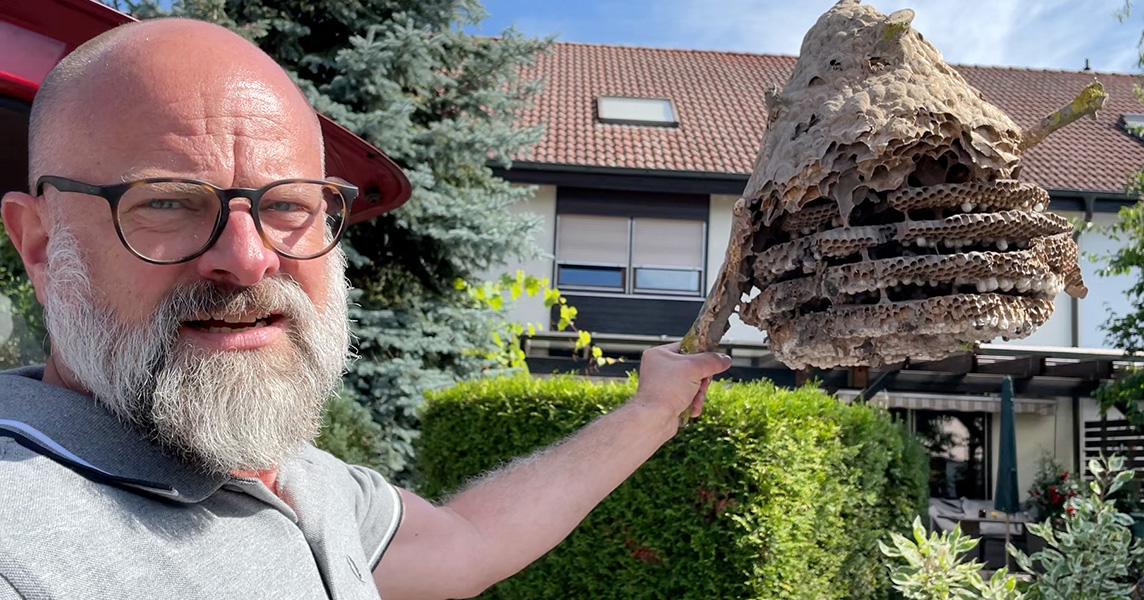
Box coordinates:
[554,188,708,298]
[892,408,994,501]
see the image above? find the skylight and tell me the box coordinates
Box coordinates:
[1119,114,1144,140]
[597,97,678,127]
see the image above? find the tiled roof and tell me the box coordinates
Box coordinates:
[514,42,1144,195]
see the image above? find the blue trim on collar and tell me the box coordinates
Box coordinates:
[0,420,182,500]
[0,366,229,503]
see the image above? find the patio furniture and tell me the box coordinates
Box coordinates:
[929,498,1032,570]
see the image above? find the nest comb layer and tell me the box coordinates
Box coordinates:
[691,0,1091,369]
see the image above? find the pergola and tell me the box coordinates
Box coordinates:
[524,331,1142,399]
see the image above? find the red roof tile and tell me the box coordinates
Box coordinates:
[515,42,1144,195]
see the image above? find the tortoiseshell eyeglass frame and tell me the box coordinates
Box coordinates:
[35,175,357,265]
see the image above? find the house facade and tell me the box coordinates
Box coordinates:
[497,42,1144,503]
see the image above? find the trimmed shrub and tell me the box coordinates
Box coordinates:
[418,375,928,600]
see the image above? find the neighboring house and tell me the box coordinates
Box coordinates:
[497,41,1144,503]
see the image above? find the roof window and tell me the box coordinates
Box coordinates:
[1119,114,1144,140]
[596,97,678,127]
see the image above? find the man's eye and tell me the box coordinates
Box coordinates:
[145,198,187,210]
[265,201,308,213]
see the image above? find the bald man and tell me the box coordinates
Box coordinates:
[0,18,731,600]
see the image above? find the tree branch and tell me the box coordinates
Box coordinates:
[1020,81,1108,153]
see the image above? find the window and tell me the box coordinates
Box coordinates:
[892,409,992,500]
[555,214,705,296]
[596,97,678,127]
[1119,114,1144,140]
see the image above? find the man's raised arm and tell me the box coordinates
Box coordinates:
[373,343,731,600]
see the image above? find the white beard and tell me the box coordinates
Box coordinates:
[41,226,351,474]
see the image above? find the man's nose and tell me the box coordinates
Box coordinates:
[194,205,280,286]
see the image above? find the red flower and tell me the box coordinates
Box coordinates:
[1066,506,1076,516]
[1049,485,1057,493]
[1060,472,1069,482]
[1068,491,1077,497]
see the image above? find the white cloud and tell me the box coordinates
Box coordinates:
[664,0,1143,72]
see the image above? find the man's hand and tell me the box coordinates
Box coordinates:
[631,342,732,426]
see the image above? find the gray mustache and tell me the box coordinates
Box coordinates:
[163,277,312,326]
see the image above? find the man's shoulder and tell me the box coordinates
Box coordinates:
[0,365,47,392]
[282,444,396,499]
[0,437,126,531]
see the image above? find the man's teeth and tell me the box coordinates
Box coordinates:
[219,313,271,324]
[187,313,274,333]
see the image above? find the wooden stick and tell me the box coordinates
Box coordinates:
[1019,81,1107,153]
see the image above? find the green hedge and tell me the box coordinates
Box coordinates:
[418,375,928,600]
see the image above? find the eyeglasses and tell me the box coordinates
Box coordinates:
[36,175,357,264]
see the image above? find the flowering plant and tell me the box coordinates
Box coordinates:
[1023,454,1080,525]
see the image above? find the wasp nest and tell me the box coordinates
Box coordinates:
[684,0,1101,369]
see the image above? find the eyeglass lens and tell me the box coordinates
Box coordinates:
[116,181,347,261]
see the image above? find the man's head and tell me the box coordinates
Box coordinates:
[2,19,352,473]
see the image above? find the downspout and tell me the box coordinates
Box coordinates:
[1072,395,1082,474]
[1068,196,1095,473]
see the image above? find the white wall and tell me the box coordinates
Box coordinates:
[977,208,1135,351]
[708,194,769,344]
[492,184,557,330]
[991,399,1077,501]
[500,188,1135,352]
[1076,211,1135,349]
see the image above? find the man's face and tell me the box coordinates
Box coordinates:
[29,23,352,473]
[54,58,332,335]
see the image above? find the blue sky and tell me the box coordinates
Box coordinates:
[468,0,1144,73]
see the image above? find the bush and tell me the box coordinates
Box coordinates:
[1023,453,1080,525]
[880,455,1144,600]
[880,517,1024,600]
[315,390,390,472]
[417,375,928,600]
[0,228,47,369]
[1012,455,1144,599]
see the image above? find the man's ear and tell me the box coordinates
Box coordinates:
[2,191,51,304]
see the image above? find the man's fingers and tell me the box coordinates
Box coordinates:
[691,377,711,418]
[651,342,731,379]
[693,351,732,378]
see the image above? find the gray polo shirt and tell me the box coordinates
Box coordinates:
[0,366,402,600]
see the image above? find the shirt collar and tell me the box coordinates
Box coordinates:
[0,366,231,503]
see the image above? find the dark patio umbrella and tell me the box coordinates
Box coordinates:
[994,375,1020,567]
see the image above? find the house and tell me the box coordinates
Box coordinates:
[496,41,1144,503]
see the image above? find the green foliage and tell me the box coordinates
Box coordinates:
[455,270,613,371]
[0,228,47,369]
[880,517,1024,600]
[1093,1,1144,430]
[881,455,1144,600]
[315,389,388,471]
[417,376,928,600]
[1022,454,1079,525]
[1089,198,1144,427]
[1011,455,1144,600]
[113,0,552,484]
[1090,197,1144,429]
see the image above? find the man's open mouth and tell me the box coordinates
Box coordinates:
[183,312,280,333]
